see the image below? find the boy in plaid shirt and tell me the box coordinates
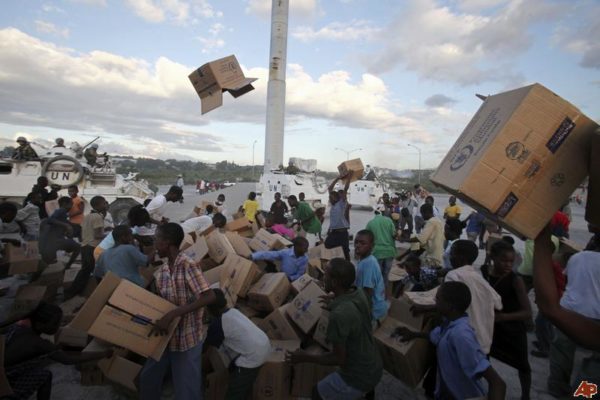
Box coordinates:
[139,223,216,400]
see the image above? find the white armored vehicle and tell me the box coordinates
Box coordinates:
[0,139,154,224]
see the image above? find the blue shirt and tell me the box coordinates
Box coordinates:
[466,212,485,234]
[329,199,349,230]
[429,316,490,400]
[94,244,149,287]
[251,248,308,281]
[355,255,388,320]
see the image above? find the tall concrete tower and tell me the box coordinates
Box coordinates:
[263,0,289,173]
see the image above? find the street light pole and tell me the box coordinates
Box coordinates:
[334,147,363,160]
[252,140,257,181]
[407,144,422,185]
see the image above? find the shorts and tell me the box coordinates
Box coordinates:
[317,372,365,400]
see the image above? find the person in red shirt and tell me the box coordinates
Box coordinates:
[550,210,570,239]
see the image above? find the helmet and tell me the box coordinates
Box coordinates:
[91,143,99,149]
[55,138,64,144]
[16,136,27,143]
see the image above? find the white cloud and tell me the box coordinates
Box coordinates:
[68,0,107,6]
[42,4,66,13]
[0,28,436,161]
[124,0,218,24]
[553,4,600,69]
[246,0,319,20]
[292,20,381,42]
[196,22,226,53]
[366,0,563,85]
[35,20,70,38]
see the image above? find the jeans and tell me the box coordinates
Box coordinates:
[66,245,94,296]
[378,258,394,282]
[325,229,350,260]
[225,365,261,400]
[139,341,204,400]
[535,312,554,353]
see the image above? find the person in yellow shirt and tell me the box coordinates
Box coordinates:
[242,191,260,223]
[444,195,462,221]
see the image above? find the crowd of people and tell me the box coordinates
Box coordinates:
[0,173,598,400]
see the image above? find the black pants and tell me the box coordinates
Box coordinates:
[225,365,261,400]
[66,245,94,297]
[325,229,350,260]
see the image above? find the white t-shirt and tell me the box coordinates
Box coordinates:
[180,216,213,234]
[221,308,271,368]
[445,264,503,354]
[145,194,167,220]
[560,251,600,319]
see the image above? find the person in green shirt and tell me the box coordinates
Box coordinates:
[287,258,383,400]
[366,208,397,297]
[288,194,322,240]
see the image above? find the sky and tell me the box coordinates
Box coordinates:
[0,0,599,172]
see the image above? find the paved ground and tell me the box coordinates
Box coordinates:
[1,183,594,399]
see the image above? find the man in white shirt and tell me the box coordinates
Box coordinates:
[547,238,600,397]
[205,288,271,399]
[179,215,213,235]
[409,203,444,268]
[145,186,183,224]
[412,184,428,233]
[15,192,42,240]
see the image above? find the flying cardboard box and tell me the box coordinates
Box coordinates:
[262,304,304,341]
[286,280,326,333]
[373,298,432,388]
[291,344,337,398]
[586,130,600,226]
[220,253,259,297]
[70,272,179,360]
[5,242,40,275]
[224,231,253,258]
[188,55,257,114]
[248,272,290,312]
[431,83,599,239]
[249,229,292,252]
[337,158,364,182]
[206,231,236,263]
[183,236,209,263]
[253,340,300,400]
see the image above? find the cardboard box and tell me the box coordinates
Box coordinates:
[236,300,261,319]
[249,229,292,252]
[188,55,257,114]
[183,236,209,263]
[11,284,46,316]
[291,274,317,294]
[5,242,39,275]
[337,158,364,183]
[262,304,304,341]
[221,254,259,298]
[291,345,336,398]
[312,310,331,350]
[586,130,600,226]
[36,262,66,287]
[57,325,88,348]
[206,231,236,263]
[225,217,253,235]
[80,362,105,386]
[193,200,214,216]
[98,354,142,392]
[203,264,225,285]
[248,273,290,312]
[204,347,229,400]
[431,83,599,239]
[404,287,438,306]
[225,231,253,258]
[180,233,195,251]
[559,237,583,254]
[373,297,432,388]
[307,258,324,279]
[71,272,179,360]
[218,275,239,308]
[286,281,326,333]
[253,340,300,400]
